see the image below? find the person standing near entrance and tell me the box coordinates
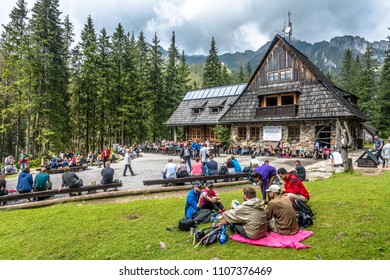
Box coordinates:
[123,149,135,176]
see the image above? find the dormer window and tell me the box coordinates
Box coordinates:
[192,108,201,114]
[210,107,220,113]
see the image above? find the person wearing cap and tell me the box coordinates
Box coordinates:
[184,181,211,225]
[198,181,225,213]
[277,167,310,203]
[59,166,83,191]
[217,186,267,240]
[123,149,135,176]
[382,137,390,168]
[288,160,306,181]
[265,184,299,235]
[373,135,384,164]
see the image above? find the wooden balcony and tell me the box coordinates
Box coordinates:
[255,104,298,118]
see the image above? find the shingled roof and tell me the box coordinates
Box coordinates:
[220,34,366,123]
[165,83,246,126]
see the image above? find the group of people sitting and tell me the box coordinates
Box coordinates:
[185,166,311,239]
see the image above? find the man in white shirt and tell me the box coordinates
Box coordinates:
[382,137,390,168]
[330,150,343,171]
[163,158,177,179]
[199,143,209,174]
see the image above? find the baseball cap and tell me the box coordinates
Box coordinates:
[266,184,281,193]
[192,181,202,188]
[206,181,213,187]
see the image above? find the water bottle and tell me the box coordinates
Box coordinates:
[219,225,227,244]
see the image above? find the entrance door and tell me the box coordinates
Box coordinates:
[315,126,331,148]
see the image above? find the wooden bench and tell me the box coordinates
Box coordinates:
[143,173,249,186]
[0,182,122,205]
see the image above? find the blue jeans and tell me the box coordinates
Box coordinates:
[183,157,192,172]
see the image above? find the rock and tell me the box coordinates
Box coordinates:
[144,244,151,251]
[159,242,167,249]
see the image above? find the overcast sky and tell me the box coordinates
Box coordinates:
[1,0,389,55]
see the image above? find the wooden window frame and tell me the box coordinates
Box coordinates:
[261,93,298,107]
[288,125,300,141]
[238,127,247,139]
[210,107,220,113]
[250,127,260,140]
[192,108,201,115]
[268,68,292,83]
[192,128,202,140]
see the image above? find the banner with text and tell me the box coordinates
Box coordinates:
[263,126,282,141]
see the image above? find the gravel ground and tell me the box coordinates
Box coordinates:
[5,149,370,193]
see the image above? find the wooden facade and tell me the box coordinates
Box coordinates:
[167,35,366,149]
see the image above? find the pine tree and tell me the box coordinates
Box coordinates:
[0,0,30,157]
[245,62,252,81]
[340,49,355,93]
[29,0,70,154]
[377,30,390,136]
[237,65,245,82]
[203,36,222,87]
[71,15,98,152]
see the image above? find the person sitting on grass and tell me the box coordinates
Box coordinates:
[277,167,310,203]
[198,181,225,213]
[217,186,267,240]
[288,160,306,181]
[184,181,211,225]
[265,184,299,235]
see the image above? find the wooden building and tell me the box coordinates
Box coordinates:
[167,35,366,150]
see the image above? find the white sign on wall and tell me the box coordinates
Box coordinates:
[263,126,282,141]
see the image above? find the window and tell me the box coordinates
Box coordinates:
[265,96,278,107]
[288,125,300,141]
[250,127,260,140]
[280,69,292,81]
[192,128,202,139]
[238,127,247,139]
[192,108,201,114]
[257,96,263,107]
[281,95,294,105]
[268,69,292,82]
[268,72,279,82]
[210,107,219,113]
[209,127,217,140]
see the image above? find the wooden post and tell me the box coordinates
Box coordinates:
[336,119,353,173]
[173,126,177,142]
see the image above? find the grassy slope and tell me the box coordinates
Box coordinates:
[0,171,389,260]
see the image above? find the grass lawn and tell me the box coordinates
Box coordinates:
[0,170,389,260]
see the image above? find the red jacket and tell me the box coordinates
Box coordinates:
[283,173,310,200]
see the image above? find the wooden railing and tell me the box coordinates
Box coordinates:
[255,104,298,117]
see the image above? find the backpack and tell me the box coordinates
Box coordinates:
[292,199,314,228]
[178,218,195,231]
[194,227,221,247]
[219,165,228,175]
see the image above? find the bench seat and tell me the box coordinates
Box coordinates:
[0,182,122,204]
[143,173,249,186]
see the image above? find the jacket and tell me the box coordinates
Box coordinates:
[223,197,267,239]
[184,188,201,219]
[180,147,192,158]
[283,173,310,200]
[16,171,33,192]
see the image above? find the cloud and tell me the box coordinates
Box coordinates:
[0,0,389,55]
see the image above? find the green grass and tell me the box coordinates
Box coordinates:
[0,171,389,260]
